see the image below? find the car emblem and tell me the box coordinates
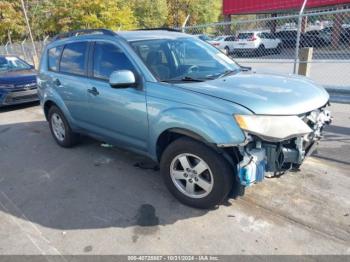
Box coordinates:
[23,83,34,90]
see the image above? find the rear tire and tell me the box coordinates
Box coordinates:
[160,137,234,209]
[275,43,282,54]
[224,46,230,55]
[256,45,265,56]
[48,106,79,148]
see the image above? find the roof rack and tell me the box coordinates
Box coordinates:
[136,27,181,32]
[52,29,116,41]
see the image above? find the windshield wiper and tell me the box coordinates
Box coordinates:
[180,76,204,82]
[208,69,240,79]
[162,76,204,83]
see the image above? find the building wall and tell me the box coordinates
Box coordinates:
[223,0,350,15]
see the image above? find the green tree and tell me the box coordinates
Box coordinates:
[0,0,224,42]
[166,0,222,28]
[0,0,25,43]
[133,0,168,28]
[24,0,136,38]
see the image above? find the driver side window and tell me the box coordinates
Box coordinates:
[93,42,135,81]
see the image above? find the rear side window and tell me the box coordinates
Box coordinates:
[92,42,135,81]
[60,42,88,76]
[238,33,253,39]
[48,46,63,72]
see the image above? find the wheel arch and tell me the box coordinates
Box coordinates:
[156,128,210,161]
[155,128,242,170]
[43,100,58,121]
[42,97,77,131]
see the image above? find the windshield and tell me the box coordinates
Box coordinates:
[130,37,240,82]
[0,56,32,72]
[198,35,212,41]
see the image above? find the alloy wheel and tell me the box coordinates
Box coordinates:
[170,153,214,199]
[51,113,66,142]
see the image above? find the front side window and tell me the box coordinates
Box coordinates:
[93,42,135,81]
[48,46,63,72]
[130,37,240,82]
[60,42,88,76]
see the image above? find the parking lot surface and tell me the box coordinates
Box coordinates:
[233,48,350,92]
[0,102,349,255]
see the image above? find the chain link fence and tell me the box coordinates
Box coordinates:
[182,8,350,92]
[0,39,48,66]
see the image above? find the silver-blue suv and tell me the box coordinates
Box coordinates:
[38,29,331,209]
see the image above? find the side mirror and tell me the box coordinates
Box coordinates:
[109,70,136,88]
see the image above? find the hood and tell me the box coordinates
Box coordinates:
[176,71,329,115]
[0,69,37,89]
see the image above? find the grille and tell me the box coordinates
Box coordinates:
[4,90,38,104]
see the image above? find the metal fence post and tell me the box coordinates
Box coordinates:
[21,39,27,60]
[293,0,308,74]
[43,35,49,47]
[5,42,10,54]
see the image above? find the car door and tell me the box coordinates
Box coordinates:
[86,41,148,152]
[52,41,91,124]
[259,33,272,49]
[225,36,235,50]
[269,33,280,48]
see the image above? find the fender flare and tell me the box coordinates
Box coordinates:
[42,89,77,129]
[149,107,246,160]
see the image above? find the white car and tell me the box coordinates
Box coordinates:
[232,31,282,56]
[208,35,236,55]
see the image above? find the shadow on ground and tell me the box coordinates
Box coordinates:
[0,101,40,113]
[311,124,350,166]
[0,120,211,232]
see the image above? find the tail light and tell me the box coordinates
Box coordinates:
[248,36,257,41]
[212,43,220,46]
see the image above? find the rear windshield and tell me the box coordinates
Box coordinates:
[213,36,224,41]
[237,33,254,39]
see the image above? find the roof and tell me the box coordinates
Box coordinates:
[118,30,191,41]
[48,29,192,47]
[237,30,270,34]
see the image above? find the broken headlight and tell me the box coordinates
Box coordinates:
[234,114,312,142]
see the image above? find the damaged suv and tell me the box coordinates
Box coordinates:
[38,29,331,209]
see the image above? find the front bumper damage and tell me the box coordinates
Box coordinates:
[237,107,332,186]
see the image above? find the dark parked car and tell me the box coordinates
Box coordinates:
[300,30,322,47]
[0,55,38,107]
[340,27,350,43]
[319,26,350,45]
[300,27,350,48]
[274,30,298,47]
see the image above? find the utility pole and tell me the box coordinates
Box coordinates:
[20,0,38,65]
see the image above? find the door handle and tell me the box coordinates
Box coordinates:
[53,78,62,86]
[87,87,99,96]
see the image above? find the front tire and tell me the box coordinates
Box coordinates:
[48,106,79,148]
[275,43,282,54]
[160,137,234,209]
